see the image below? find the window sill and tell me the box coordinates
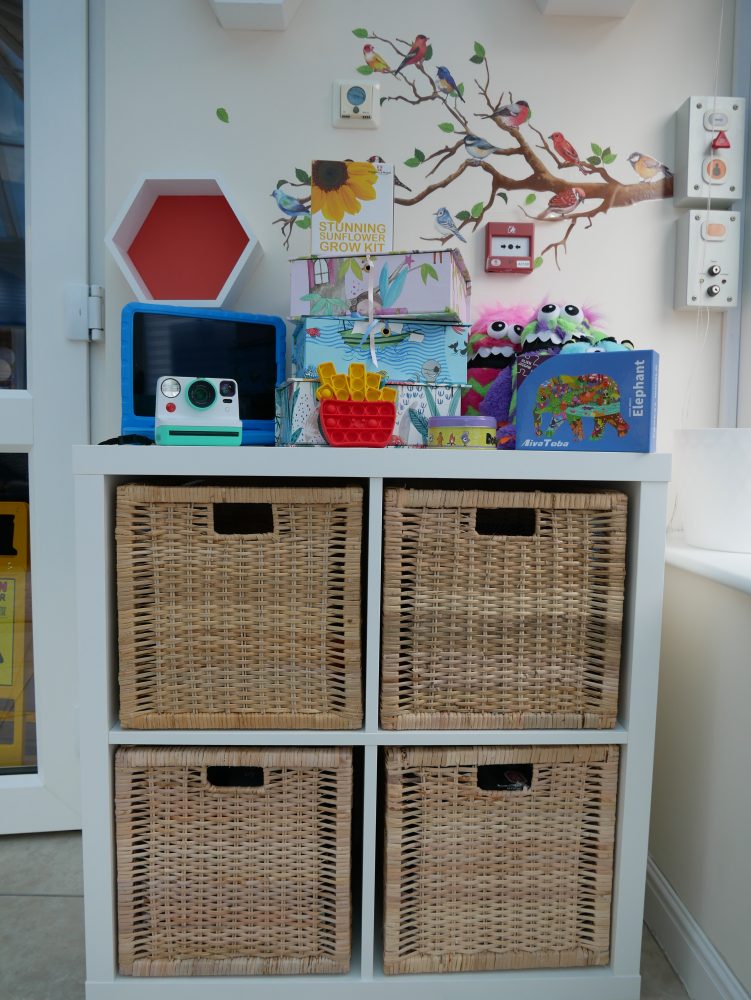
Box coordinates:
[665,534,751,596]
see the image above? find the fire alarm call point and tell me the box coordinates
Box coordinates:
[485,222,535,274]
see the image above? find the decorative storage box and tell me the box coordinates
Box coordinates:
[383,745,619,975]
[292,317,469,385]
[381,488,627,729]
[115,746,353,976]
[276,379,463,447]
[290,249,471,323]
[115,483,363,729]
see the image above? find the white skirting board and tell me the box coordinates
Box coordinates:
[644,858,750,1000]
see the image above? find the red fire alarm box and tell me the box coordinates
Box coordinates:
[485,222,534,274]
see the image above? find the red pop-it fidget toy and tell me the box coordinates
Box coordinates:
[320,399,397,448]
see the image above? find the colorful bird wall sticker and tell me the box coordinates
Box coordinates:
[435,66,464,102]
[539,187,586,219]
[395,34,430,74]
[368,155,411,191]
[627,152,673,181]
[463,134,504,160]
[363,44,390,73]
[480,99,532,128]
[549,131,587,173]
[433,206,467,243]
[271,188,309,219]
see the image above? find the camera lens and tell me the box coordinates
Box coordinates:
[187,379,216,409]
[219,380,236,398]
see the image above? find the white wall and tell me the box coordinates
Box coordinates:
[650,566,751,994]
[93,0,734,445]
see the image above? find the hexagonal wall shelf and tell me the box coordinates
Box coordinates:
[106,176,263,307]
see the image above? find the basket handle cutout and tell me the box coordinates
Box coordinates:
[0,514,18,556]
[477,764,533,792]
[475,507,536,537]
[206,766,264,788]
[213,503,274,535]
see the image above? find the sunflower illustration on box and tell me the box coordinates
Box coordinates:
[311,160,394,257]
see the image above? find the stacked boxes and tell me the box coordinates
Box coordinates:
[276,249,471,447]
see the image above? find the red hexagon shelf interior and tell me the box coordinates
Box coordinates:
[106,176,262,307]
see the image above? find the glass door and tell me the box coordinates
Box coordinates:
[0,0,89,831]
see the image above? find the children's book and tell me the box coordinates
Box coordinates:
[311,160,394,257]
[515,350,659,452]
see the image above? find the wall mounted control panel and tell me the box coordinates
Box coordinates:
[674,96,746,206]
[484,222,535,273]
[674,210,740,310]
[332,79,381,129]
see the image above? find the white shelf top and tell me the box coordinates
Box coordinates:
[74,445,671,483]
[109,724,628,746]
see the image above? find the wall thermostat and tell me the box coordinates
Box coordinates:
[332,79,381,129]
[484,222,535,273]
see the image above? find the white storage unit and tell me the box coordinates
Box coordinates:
[73,445,670,1000]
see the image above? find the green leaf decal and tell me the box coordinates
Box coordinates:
[524,193,536,205]
[473,41,486,59]
[404,157,421,168]
[457,82,465,97]
[470,201,484,218]
[414,148,426,162]
[602,152,617,164]
[276,178,288,189]
[602,147,612,157]
[352,28,369,38]
[496,191,508,203]
[216,107,229,124]
[357,64,374,75]
[295,168,311,184]
[424,44,433,61]
[380,96,387,105]
[420,263,439,284]
[591,142,603,156]
[351,258,363,279]
[295,215,311,229]
[438,122,455,132]
[587,155,601,166]
[469,54,484,64]
[455,210,471,221]
[533,256,543,269]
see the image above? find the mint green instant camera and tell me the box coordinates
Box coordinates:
[155,376,242,446]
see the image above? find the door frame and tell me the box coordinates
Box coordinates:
[0,0,89,833]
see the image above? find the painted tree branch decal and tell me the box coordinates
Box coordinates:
[271,28,673,268]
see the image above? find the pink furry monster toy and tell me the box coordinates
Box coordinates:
[461,303,534,416]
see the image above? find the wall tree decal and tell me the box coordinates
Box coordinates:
[272,28,673,269]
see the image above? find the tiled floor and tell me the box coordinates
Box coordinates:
[0,831,690,1000]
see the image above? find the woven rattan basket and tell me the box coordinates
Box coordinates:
[383,744,619,975]
[115,483,363,729]
[381,488,627,729]
[115,746,353,976]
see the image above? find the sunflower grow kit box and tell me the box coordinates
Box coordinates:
[106,175,262,307]
[515,349,659,452]
[120,303,285,446]
[290,248,471,322]
[310,159,393,257]
[291,317,469,385]
[276,379,464,447]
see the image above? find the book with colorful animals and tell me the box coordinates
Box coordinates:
[515,349,659,452]
[310,159,394,257]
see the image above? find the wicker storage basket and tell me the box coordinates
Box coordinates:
[116,483,363,729]
[383,744,619,975]
[115,746,353,976]
[381,488,627,729]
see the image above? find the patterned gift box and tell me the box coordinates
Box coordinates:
[290,249,471,323]
[275,379,464,447]
[291,317,469,386]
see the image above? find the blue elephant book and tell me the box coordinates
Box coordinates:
[515,349,659,452]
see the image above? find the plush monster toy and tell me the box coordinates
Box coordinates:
[461,304,532,417]
[479,301,600,448]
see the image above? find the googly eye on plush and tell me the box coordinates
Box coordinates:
[538,303,560,324]
[563,304,583,321]
[486,320,507,339]
[508,326,523,345]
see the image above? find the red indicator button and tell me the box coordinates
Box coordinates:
[711,130,731,150]
[166,402,176,412]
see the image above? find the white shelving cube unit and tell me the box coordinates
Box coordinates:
[73,445,670,1000]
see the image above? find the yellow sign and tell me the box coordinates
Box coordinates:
[0,578,16,686]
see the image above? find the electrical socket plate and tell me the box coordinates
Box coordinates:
[332,79,381,129]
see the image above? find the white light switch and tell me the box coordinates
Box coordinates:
[332,79,381,129]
